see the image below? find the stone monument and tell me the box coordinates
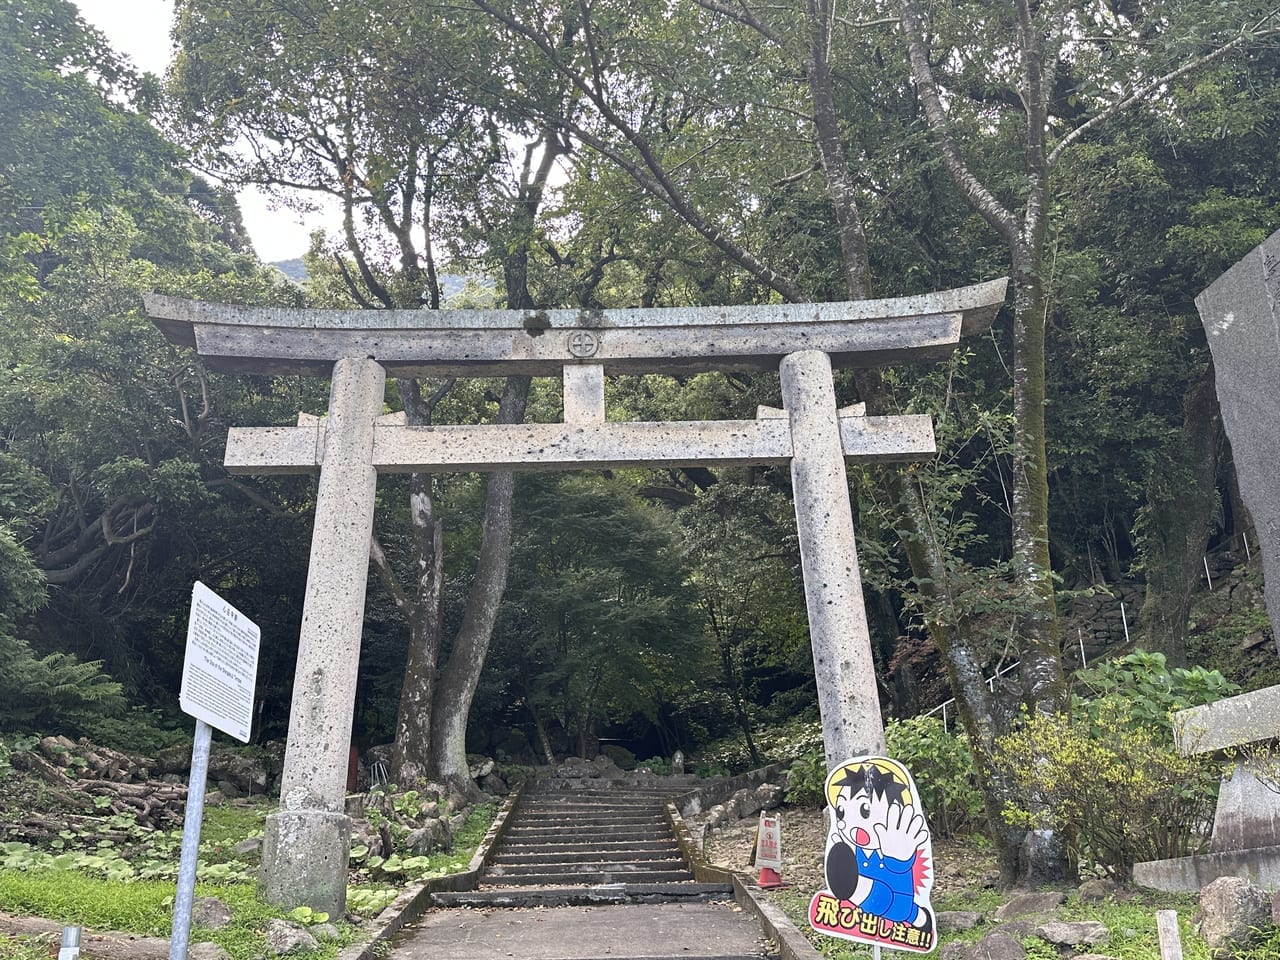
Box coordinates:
[146,281,1006,914]
[1196,227,1280,653]
[1133,228,1280,892]
[1134,683,1280,891]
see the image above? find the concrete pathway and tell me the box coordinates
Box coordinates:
[383,902,774,960]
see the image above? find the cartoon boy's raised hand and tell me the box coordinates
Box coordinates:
[874,802,928,862]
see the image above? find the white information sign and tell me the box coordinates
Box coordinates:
[179,582,261,743]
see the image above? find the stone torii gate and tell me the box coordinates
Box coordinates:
[146,279,1005,914]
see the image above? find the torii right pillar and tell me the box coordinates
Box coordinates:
[781,350,885,764]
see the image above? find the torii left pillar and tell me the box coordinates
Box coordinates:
[259,357,385,916]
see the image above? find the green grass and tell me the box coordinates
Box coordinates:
[0,871,359,960]
[0,869,174,935]
[202,803,268,849]
[0,798,500,957]
[766,881,1223,960]
[0,933,54,959]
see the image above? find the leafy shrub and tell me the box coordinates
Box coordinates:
[638,755,672,775]
[694,759,730,778]
[781,716,984,836]
[995,651,1235,878]
[1072,649,1239,735]
[85,706,187,755]
[885,715,985,837]
[697,717,823,773]
[0,649,126,736]
[995,707,1219,879]
[784,748,826,807]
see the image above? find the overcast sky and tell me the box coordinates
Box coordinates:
[74,0,332,262]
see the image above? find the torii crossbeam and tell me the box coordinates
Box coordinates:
[146,278,1005,915]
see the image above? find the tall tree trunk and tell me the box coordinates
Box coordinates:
[389,480,444,783]
[530,705,556,764]
[1008,250,1065,723]
[1141,376,1222,666]
[428,375,531,795]
[379,377,455,786]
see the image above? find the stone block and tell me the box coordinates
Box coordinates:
[965,931,1026,960]
[192,896,233,929]
[938,910,982,932]
[1035,919,1109,946]
[263,918,319,956]
[1078,878,1119,901]
[1209,761,1280,852]
[993,891,1064,920]
[1174,683,1280,755]
[1134,844,1280,892]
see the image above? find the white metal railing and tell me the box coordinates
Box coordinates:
[923,659,1022,731]
[918,530,1259,732]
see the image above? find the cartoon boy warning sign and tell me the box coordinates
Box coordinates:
[808,756,936,954]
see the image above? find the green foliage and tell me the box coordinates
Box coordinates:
[0,933,50,960]
[345,886,399,917]
[86,706,187,755]
[701,717,826,775]
[287,905,330,925]
[995,707,1220,879]
[884,716,984,838]
[781,717,982,836]
[693,760,730,779]
[0,734,37,779]
[1072,650,1240,735]
[638,756,671,775]
[995,652,1236,878]
[352,802,496,885]
[0,652,126,735]
[0,871,356,959]
[784,749,826,808]
[487,473,699,756]
[0,870,175,935]
[1231,923,1280,960]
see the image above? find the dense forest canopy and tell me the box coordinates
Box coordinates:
[2,0,1278,881]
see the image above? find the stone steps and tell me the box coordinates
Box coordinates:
[514,814,668,825]
[485,866,696,885]
[506,826,672,840]
[432,882,735,908]
[492,846,680,865]
[468,781,728,903]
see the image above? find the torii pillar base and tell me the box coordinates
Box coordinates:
[260,811,352,914]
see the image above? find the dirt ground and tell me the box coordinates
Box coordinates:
[701,806,999,901]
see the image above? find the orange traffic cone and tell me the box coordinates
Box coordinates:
[757,866,785,888]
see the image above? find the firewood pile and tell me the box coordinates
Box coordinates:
[8,736,189,838]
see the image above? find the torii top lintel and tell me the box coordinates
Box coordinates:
[143,279,1006,378]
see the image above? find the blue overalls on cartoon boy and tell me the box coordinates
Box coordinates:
[808,756,936,954]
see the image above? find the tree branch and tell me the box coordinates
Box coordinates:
[690,0,788,48]
[897,0,1021,247]
[370,534,409,611]
[470,0,808,304]
[1047,22,1280,167]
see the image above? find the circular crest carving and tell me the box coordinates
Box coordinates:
[567,330,601,358]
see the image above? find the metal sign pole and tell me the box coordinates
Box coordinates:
[169,718,213,960]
